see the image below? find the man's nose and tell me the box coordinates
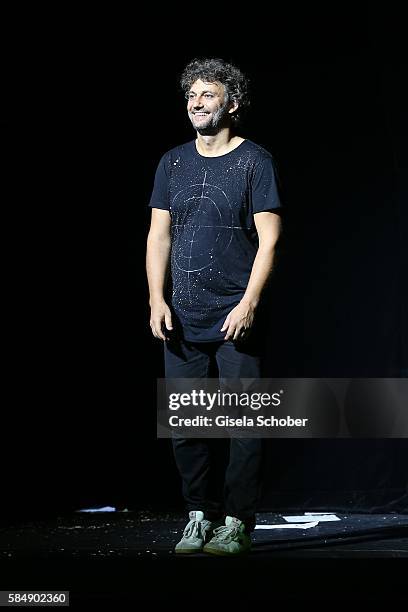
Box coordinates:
[192,96,204,109]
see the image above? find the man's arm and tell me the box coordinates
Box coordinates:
[221,211,282,341]
[146,208,173,341]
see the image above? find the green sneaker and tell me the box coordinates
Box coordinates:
[174,511,214,554]
[203,516,251,556]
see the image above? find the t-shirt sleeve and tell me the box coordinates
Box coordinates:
[251,155,282,213]
[148,154,170,210]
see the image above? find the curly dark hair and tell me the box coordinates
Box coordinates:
[180,57,250,127]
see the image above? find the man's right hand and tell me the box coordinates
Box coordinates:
[149,300,173,341]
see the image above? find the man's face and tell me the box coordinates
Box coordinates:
[187,79,232,134]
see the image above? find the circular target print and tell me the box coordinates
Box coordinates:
[171,176,235,273]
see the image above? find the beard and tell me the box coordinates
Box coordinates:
[189,103,231,135]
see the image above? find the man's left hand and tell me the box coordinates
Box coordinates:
[221,300,256,341]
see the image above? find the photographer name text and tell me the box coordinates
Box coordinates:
[168,415,308,428]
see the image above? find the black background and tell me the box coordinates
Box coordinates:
[1,6,407,520]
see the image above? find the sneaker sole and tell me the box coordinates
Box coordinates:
[202,545,251,556]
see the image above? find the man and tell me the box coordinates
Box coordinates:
[146,58,282,556]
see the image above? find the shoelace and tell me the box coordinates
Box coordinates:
[211,524,239,543]
[182,519,201,539]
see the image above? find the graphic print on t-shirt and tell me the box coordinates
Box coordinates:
[172,170,245,304]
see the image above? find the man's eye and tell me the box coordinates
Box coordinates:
[204,94,214,98]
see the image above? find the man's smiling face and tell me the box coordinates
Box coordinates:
[187,79,233,134]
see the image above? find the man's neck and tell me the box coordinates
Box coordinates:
[195,130,244,157]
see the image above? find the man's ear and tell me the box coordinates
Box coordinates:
[228,100,239,115]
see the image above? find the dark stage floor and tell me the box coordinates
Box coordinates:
[0,511,407,604]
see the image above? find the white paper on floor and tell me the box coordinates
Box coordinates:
[255,521,319,530]
[77,506,117,513]
[283,514,340,522]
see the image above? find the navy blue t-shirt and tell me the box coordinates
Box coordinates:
[148,139,282,342]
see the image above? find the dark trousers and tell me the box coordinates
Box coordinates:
[164,338,263,532]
